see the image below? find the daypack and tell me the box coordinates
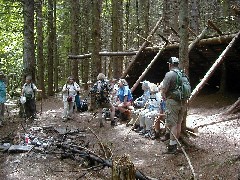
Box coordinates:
[90,80,112,103]
[171,69,191,101]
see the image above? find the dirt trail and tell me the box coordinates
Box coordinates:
[0,93,239,180]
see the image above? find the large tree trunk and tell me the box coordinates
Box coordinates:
[112,0,123,79]
[179,0,189,133]
[70,0,80,83]
[81,0,91,90]
[139,0,150,44]
[189,0,199,34]
[89,0,102,110]
[23,0,35,82]
[53,0,59,92]
[35,0,46,98]
[47,0,54,96]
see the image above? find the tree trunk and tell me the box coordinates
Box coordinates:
[90,0,102,110]
[35,0,46,98]
[112,0,123,79]
[23,0,35,82]
[47,0,54,96]
[179,0,189,133]
[70,0,80,83]
[53,0,59,92]
[139,0,149,44]
[112,155,135,180]
[81,0,91,90]
[190,0,199,35]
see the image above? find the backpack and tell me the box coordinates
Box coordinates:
[90,80,112,103]
[171,69,191,101]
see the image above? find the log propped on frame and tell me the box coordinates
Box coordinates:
[188,30,240,104]
[68,33,237,60]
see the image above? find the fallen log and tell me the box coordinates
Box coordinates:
[58,144,154,180]
[68,51,138,59]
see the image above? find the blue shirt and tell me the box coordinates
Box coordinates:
[117,85,133,102]
[0,80,6,103]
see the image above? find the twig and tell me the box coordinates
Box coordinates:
[160,121,197,180]
[87,127,109,159]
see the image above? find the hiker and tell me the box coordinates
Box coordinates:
[90,73,116,127]
[21,75,41,119]
[161,57,187,154]
[151,82,166,140]
[115,79,134,121]
[62,76,80,120]
[127,80,151,127]
[0,72,6,126]
[137,83,161,138]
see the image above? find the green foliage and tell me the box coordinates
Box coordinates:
[0,2,23,94]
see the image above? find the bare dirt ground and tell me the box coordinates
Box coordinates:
[0,92,239,180]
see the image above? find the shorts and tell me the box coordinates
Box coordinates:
[165,99,186,127]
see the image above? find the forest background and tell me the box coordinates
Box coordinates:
[0,0,239,99]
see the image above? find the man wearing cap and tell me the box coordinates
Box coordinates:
[161,57,186,154]
[0,72,6,126]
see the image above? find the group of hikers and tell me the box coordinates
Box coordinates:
[0,56,190,154]
[61,56,190,154]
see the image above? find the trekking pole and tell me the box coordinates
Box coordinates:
[40,90,43,115]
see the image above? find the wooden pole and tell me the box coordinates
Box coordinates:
[121,18,162,78]
[188,31,240,104]
[188,26,209,52]
[130,44,167,92]
[69,51,138,59]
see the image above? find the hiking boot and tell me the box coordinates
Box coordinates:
[160,133,170,142]
[151,131,160,140]
[111,120,116,126]
[134,126,142,133]
[163,144,177,154]
[144,130,151,138]
[139,129,146,135]
[131,124,139,131]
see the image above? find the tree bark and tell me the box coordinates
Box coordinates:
[112,0,123,79]
[112,155,135,180]
[47,0,54,96]
[70,0,80,83]
[23,0,35,82]
[35,0,46,98]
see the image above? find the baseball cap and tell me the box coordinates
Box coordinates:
[168,57,179,64]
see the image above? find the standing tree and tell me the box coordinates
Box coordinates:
[36,0,46,98]
[70,0,80,83]
[81,0,91,90]
[47,0,54,96]
[179,0,189,133]
[112,0,123,79]
[89,0,102,110]
[23,0,35,81]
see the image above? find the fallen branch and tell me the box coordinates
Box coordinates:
[58,143,154,180]
[160,122,197,180]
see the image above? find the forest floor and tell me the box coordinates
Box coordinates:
[0,91,239,180]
